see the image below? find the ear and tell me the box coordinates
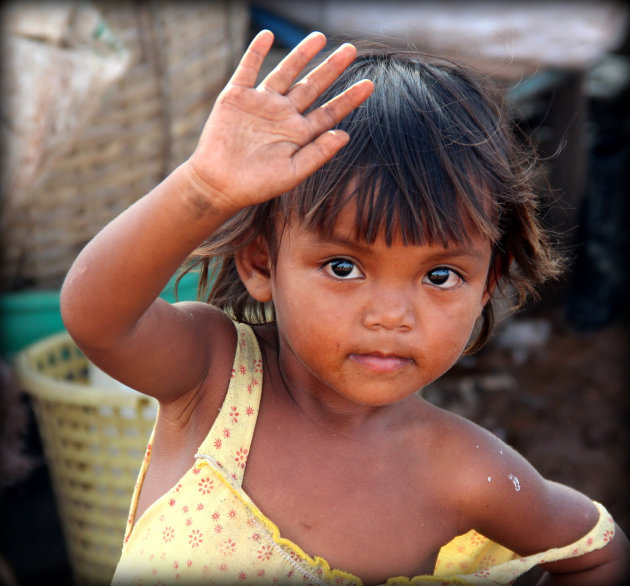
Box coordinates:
[234,236,273,303]
[481,262,500,308]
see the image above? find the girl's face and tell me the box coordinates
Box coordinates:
[268,202,494,410]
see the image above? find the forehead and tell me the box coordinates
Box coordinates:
[284,164,500,251]
[270,200,495,285]
[321,196,491,248]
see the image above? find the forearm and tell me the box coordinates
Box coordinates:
[60,161,234,348]
[537,527,630,586]
[61,30,372,352]
[538,563,628,586]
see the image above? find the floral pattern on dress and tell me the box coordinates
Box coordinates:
[112,323,616,586]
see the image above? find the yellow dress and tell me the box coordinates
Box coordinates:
[112,322,615,586]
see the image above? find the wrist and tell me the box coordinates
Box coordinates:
[177,159,241,220]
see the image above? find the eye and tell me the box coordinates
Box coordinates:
[423,267,463,290]
[323,258,363,279]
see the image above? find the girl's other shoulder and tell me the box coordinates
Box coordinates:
[416,404,547,515]
[417,402,602,560]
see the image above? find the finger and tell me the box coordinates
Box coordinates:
[291,130,351,183]
[305,78,374,136]
[287,43,358,113]
[259,31,327,95]
[229,29,275,88]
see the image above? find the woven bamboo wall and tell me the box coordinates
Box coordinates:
[2,1,249,291]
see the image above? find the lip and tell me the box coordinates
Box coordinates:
[349,352,414,374]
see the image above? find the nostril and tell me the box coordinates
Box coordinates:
[363,301,414,331]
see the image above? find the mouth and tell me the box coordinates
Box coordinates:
[349,352,414,374]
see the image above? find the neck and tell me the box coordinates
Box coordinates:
[274,347,399,441]
[256,322,416,440]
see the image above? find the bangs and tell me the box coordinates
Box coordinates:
[279,49,511,247]
[187,43,557,351]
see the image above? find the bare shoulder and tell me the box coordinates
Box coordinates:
[408,400,602,556]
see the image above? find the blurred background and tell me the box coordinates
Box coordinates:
[1,1,629,584]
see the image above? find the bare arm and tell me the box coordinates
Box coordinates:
[446,418,630,584]
[537,523,629,585]
[60,30,374,401]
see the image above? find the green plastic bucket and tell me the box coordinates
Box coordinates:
[1,271,201,356]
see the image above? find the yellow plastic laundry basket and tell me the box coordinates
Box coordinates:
[14,332,157,585]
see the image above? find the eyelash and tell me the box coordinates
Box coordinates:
[322,259,464,289]
[423,267,464,290]
[322,258,363,279]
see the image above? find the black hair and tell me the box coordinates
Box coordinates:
[181,45,561,353]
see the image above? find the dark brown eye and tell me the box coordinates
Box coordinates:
[323,259,362,279]
[427,268,450,284]
[424,267,462,289]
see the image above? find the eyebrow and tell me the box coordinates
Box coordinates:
[318,232,375,255]
[320,231,487,263]
[419,247,486,263]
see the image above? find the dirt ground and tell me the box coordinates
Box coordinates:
[424,301,630,534]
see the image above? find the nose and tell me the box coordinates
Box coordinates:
[362,286,416,332]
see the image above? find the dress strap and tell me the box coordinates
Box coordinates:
[434,501,615,584]
[195,322,264,488]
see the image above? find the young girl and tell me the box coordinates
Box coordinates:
[60,30,628,585]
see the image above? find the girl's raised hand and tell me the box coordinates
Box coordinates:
[187,30,374,214]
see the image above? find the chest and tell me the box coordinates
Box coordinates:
[241,411,458,584]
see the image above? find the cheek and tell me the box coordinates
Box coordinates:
[433,302,482,353]
[273,282,348,360]
[272,265,348,324]
[280,294,344,346]
[272,276,333,341]
[273,276,319,323]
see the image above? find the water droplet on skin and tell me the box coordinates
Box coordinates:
[475,444,479,448]
[488,476,492,482]
[508,473,521,491]
[499,449,503,455]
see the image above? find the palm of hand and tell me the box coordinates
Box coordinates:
[188,31,373,213]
